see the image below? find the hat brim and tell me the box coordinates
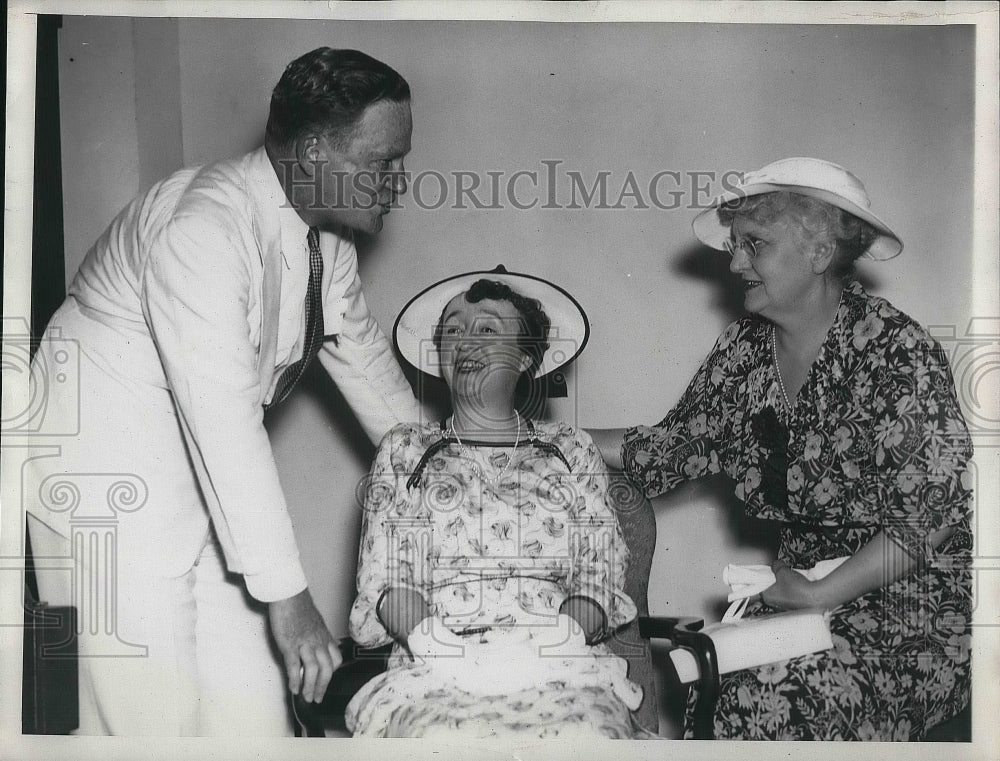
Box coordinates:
[393,267,590,379]
[692,182,903,261]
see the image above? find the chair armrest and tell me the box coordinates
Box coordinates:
[638,615,720,740]
[292,637,393,737]
[637,615,703,639]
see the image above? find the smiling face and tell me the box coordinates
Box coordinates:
[728,213,828,325]
[436,294,532,405]
[311,99,412,234]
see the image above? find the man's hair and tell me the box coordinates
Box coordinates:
[433,279,551,374]
[265,48,410,149]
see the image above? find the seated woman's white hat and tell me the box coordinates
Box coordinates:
[394,265,590,379]
[692,157,903,260]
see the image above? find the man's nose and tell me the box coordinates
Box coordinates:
[389,162,408,196]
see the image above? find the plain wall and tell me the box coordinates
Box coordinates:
[57,17,975,736]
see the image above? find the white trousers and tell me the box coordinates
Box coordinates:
[28,515,293,736]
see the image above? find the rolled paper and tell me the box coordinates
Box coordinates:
[669,608,834,684]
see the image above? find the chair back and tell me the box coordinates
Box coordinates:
[605,470,658,734]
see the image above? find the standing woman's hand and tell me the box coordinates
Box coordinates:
[760,559,821,611]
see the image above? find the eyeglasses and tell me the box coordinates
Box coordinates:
[723,237,760,259]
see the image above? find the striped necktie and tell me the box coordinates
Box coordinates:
[265,226,325,409]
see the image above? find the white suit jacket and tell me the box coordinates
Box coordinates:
[33,147,420,601]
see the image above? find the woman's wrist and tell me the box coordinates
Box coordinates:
[799,570,855,611]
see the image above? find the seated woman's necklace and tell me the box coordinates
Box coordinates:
[449,411,522,484]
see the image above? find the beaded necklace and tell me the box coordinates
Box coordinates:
[770,288,845,412]
[771,325,792,411]
[449,411,522,484]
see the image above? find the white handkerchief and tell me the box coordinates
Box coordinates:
[723,564,775,603]
[721,556,849,621]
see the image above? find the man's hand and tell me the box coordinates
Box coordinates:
[267,588,342,703]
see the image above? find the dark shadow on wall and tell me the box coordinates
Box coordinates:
[653,476,781,621]
[264,364,382,617]
[670,241,746,326]
[649,476,781,738]
[264,359,445,614]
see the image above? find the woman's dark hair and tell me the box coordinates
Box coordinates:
[432,279,551,374]
[265,48,411,149]
[718,191,879,279]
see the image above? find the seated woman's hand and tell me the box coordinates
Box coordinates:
[528,613,588,656]
[376,586,431,645]
[558,595,609,644]
[406,616,466,660]
[407,615,588,695]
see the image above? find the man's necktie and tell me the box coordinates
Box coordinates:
[265,227,325,409]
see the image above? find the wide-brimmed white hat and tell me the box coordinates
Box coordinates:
[393,265,589,379]
[692,157,902,260]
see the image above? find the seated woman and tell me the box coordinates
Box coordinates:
[345,270,651,738]
[591,157,973,740]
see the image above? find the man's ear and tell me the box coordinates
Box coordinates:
[294,134,323,177]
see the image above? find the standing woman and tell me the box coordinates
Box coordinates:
[591,158,973,740]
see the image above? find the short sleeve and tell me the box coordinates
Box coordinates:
[561,427,637,630]
[868,329,973,561]
[348,426,425,647]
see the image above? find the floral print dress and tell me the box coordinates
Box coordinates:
[346,420,651,738]
[623,281,973,740]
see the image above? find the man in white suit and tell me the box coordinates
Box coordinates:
[24,48,421,735]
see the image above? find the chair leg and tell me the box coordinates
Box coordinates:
[673,627,719,740]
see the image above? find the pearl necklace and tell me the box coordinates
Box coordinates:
[770,288,846,413]
[449,411,522,485]
[771,325,792,411]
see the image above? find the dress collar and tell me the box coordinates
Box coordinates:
[811,278,868,402]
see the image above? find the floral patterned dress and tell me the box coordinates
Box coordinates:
[346,420,652,738]
[623,280,973,740]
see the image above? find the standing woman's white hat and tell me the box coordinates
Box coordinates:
[692,157,903,261]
